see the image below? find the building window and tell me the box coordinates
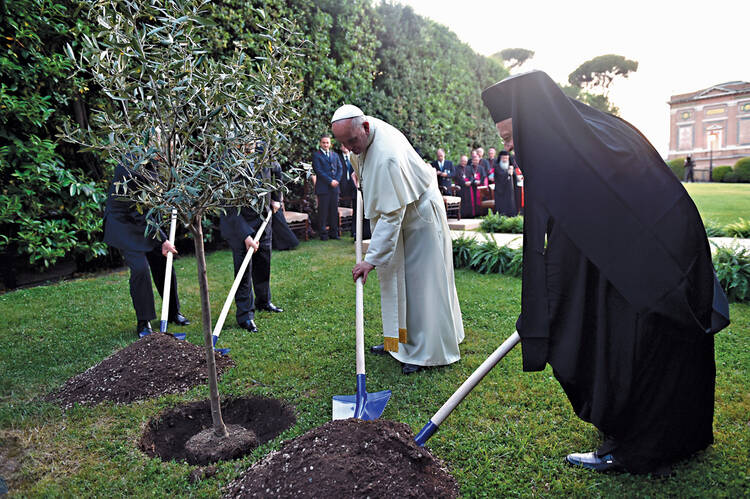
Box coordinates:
[678,125,693,150]
[739,118,750,145]
[706,124,723,150]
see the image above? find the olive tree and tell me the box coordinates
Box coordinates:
[63,0,302,438]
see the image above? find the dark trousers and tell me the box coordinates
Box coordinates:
[317,192,339,239]
[121,247,180,321]
[231,228,272,323]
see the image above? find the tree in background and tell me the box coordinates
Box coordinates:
[568,54,639,93]
[63,0,302,442]
[491,48,535,72]
[370,3,508,158]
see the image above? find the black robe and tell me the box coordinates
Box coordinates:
[453,164,478,218]
[481,71,729,473]
[493,164,516,217]
[272,209,299,250]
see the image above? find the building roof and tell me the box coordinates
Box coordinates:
[669,81,750,105]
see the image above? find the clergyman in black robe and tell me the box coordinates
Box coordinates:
[493,150,516,217]
[481,70,730,474]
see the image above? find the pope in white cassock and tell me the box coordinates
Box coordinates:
[331,105,464,375]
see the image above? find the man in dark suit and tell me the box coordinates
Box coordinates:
[312,134,343,240]
[337,144,357,238]
[103,162,190,337]
[431,148,454,194]
[219,149,284,333]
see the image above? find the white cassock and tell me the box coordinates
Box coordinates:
[355,117,464,366]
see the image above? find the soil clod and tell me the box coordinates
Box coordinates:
[46,333,234,408]
[224,419,458,498]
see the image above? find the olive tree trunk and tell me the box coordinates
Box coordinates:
[191,213,228,438]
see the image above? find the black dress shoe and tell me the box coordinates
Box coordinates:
[370,344,387,355]
[137,320,153,337]
[169,313,191,326]
[565,452,624,472]
[401,363,422,375]
[258,302,283,313]
[239,319,258,333]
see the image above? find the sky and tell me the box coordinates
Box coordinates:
[397,0,750,157]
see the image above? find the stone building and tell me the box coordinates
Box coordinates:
[667,81,750,181]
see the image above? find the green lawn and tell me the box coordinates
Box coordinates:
[0,240,748,497]
[684,182,750,225]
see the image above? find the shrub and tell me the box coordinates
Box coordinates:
[724,218,750,239]
[452,235,478,268]
[733,157,750,182]
[479,210,524,233]
[723,172,739,183]
[711,166,732,182]
[712,244,750,302]
[666,158,685,180]
[703,219,726,237]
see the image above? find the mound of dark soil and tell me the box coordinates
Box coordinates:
[46,333,234,409]
[224,419,459,498]
[140,396,296,465]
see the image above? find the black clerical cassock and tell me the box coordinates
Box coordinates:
[481,71,729,473]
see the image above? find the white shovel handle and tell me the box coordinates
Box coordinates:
[159,209,178,325]
[212,209,273,338]
[355,190,365,376]
[431,331,520,426]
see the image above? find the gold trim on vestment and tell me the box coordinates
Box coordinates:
[384,337,399,352]
[399,328,408,343]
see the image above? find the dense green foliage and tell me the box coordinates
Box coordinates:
[713,243,750,302]
[452,234,523,277]
[1,241,748,496]
[734,156,750,182]
[666,157,685,179]
[712,165,733,182]
[724,218,750,239]
[2,0,508,271]
[479,210,524,233]
[0,0,108,269]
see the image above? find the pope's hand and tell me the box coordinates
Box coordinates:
[161,240,178,257]
[245,235,259,252]
[352,261,375,284]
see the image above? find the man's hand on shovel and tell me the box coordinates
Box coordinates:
[161,240,178,257]
[244,235,260,252]
[352,261,374,284]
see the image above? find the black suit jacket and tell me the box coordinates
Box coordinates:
[103,163,167,252]
[219,165,281,248]
[431,159,454,191]
[337,151,357,197]
[312,149,343,195]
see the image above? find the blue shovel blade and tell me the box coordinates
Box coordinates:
[212,335,230,355]
[332,374,391,421]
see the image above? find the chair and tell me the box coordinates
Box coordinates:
[479,184,495,212]
[443,195,461,220]
[284,210,309,241]
[338,206,353,236]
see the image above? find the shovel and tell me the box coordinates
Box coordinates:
[210,209,273,355]
[332,190,391,420]
[414,331,520,446]
[142,208,185,339]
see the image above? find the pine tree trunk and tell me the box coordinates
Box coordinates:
[191,214,228,438]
